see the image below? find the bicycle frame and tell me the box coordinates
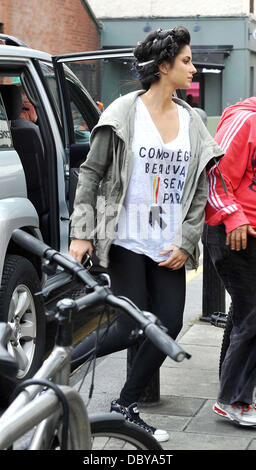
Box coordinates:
[0,342,92,450]
[0,385,91,449]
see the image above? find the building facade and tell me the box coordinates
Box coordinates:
[0,0,100,54]
[88,0,256,133]
[87,0,255,18]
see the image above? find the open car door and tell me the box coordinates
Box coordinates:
[52,48,137,215]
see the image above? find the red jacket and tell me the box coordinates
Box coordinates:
[205,97,256,233]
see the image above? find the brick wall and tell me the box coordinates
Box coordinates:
[0,0,100,54]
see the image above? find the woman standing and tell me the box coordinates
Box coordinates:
[69,27,223,442]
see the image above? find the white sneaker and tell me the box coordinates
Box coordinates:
[111,400,169,442]
[213,401,256,426]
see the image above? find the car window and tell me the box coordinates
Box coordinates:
[71,101,90,144]
[0,93,12,148]
[38,61,62,126]
[39,61,95,144]
[67,56,140,110]
[52,55,140,147]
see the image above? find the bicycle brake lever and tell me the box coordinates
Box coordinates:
[129,328,144,340]
[95,273,111,287]
[142,311,165,329]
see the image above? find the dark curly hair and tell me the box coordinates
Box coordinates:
[133,26,191,90]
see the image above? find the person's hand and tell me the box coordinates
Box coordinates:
[226,224,256,251]
[69,239,93,263]
[158,245,189,270]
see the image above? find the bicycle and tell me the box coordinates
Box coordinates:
[0,228,191,450]
[211,305,232,379]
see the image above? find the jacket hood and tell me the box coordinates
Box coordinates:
[91,90,222,172]
[216,97,256,133]
[91,90,145,142]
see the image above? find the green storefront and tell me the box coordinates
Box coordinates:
[96,15,256,135]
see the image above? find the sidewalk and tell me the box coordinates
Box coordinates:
[73,320,256,451]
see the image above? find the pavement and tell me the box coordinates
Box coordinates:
[72,316,256,452]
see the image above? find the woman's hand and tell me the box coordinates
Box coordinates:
[158,245,189,270]
[69,239,93,263]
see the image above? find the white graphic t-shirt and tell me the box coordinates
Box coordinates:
[113,98,191,262]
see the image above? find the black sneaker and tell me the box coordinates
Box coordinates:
[110,399,169,442]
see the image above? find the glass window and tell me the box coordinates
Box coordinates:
[71,101,90,144]
[178,73,205,110]
[39,61,93,143]
[67,57,140,110]
[185,82,200,108]
[0,94,12,148]
[38,61,62,125]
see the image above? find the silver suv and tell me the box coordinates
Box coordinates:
[0,34,134,389]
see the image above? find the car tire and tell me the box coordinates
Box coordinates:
[0,255,45,404]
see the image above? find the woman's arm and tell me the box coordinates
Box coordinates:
[70,126,113,241]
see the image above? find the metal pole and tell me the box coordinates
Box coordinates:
[201,245,226,322]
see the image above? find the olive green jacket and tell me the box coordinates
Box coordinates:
[70,90,224,268]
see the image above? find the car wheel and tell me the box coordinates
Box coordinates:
[0,255,45,383]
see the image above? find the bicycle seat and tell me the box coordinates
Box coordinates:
[0,323,18,379]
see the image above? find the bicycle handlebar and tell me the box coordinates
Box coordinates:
[11,229,191,363]
[12,230,49,258]
[144,323,187,362]
[105,294,190,362]
[11,229,98,290]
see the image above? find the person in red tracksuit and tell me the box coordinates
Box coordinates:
[203,97,256,426]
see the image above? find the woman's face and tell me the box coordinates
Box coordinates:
[161,45,197,90]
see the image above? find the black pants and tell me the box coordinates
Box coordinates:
[203,224,256,405]
[71,245,186,405]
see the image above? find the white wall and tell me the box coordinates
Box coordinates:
[87,0,253,18]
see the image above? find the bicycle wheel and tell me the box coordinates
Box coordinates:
[219,304,233,378]
[90,416,162,450]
